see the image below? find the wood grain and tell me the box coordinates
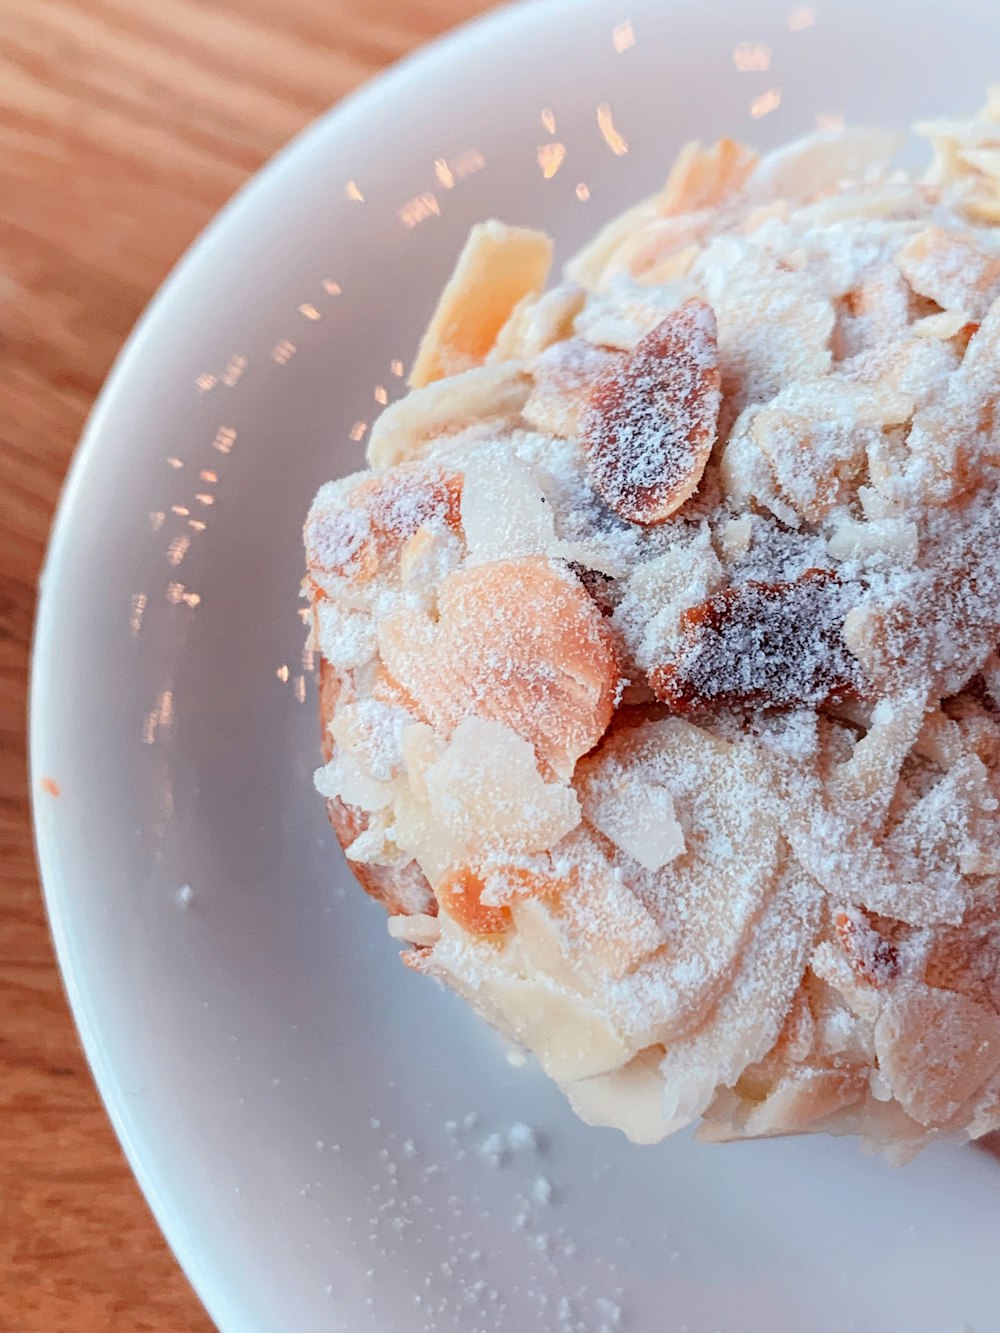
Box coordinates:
[0,2,493,1327]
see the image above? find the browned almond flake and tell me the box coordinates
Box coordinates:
[582,297,722,525]
[650,569,865,712]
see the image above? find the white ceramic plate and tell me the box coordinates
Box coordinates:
[31,1,1000,1329]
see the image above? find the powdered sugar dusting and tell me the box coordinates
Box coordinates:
[306,94,1000,1161]
[350,1111,627,1330]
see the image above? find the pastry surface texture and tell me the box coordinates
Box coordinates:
[305,94,1000,1159]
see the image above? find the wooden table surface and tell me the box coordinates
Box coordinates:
[0,2,492,1327]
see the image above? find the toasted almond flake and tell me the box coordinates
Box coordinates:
[911,309,972,339]
[658,138,758,216]
[378,557,619,779]
[583,298,721,524]
[748,127,901,202]
[489,282,585,363]
[835,910,900,988]
[367,362,531,468]
[875,984,1000,1127]
[565,198,659,291]
[388,912,442,946]
[408,221,553,387]
[582,768,685,871]
[523,338,624,439]
[436,865,513,936]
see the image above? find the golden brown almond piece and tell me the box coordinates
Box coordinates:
[490,283,586,362]
[354,469,462,547]
[658,138,758,216]
[874,983,1000,1127]
[436,864,513,937]
[650,569,865,712]
[582,298,721,525]
[409,221,554,387]
[436,862,564,937]
[835,911,901,988]
[304,502,378,585]
[378,556,619,778]
[565,198,659,292]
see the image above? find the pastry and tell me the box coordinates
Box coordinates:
[305,91,1000,1160]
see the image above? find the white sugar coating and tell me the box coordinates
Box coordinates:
[506,1121,538,1151]
[461,446,557,564]
[594,1297,623,1329]
[694,236,834,410]
[532,1176,553,1205]
[306,95,1000,1160]
[524,339,623,441]
[314,601,377,673]
[580,752,685,872]
[422,716,581,857]
[478,1132,509,1166]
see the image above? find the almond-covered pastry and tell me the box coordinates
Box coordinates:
[305,90,1000,1161]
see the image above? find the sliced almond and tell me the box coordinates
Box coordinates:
[657,137,758,216]
[650,570,865,713]
[436,863,513,937]
[747,127,901,203]
[734,1067,866,1139]
[834,910,900,988]
[367,362,531,469]
[408,221,554,387]
[897,225,1000,320]
[565,1048,673,1144]
[522,338,625,439]
[582,297,721,524]
[911,308,972,340]
[875,982,1000,1127]
[578,717,780,1049]
[489,282,585,362]
[304,465,462,590]
[965,198,1000,225]
[304,500,377,586]
[692,237,834,412]
[387,912,441,947]
[657,871,822,1132]
[598,215,708,287]
[378,556,619,778]
[565,198,659,292]
[354,467,462,546]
